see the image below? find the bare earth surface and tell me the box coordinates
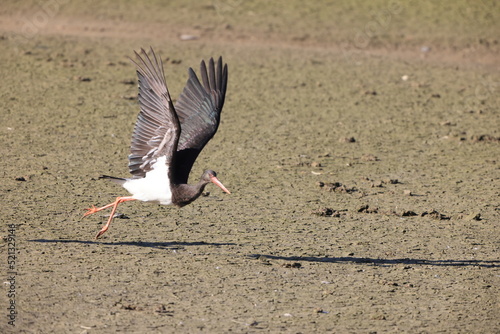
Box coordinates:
[1,1,499,333]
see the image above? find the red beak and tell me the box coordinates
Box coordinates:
[210,176,231,194]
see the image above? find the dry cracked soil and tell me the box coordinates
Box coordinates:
[0,1,499,333]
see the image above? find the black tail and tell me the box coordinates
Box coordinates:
[99,175,126,185]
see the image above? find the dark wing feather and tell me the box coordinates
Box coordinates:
[128,48,180,178]
[173,57,228,183]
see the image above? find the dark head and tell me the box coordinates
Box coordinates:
[201,170,231,194]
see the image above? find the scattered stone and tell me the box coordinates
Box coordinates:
[121,79,135,85]
[358,205,378,214]
[317,181,355,193]
[75,76,91,82]
[155,304,173,315]
[339,137,356,143]
[401,210,418,217]
[470,134,500,142]
[122,304,142,311]
[421,210,450,220]
[324,182,341,191]
[312,208,343,217]
[382,178,399,184]
[282,262,301,269]
[379,280,399,286]
[421,46,431,53]
[314,308,329,314]
[361,154,378,162]
[381,209,399,216]
[179,34,199,41]
[313,207,333,216]
[403,189,412,196]
[371,314,386,320]
[464,212,482,221]
[358,204,369,212]
[311,161,322,167]
[15,176,26,181]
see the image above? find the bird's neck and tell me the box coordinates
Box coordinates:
[171,180,209,207]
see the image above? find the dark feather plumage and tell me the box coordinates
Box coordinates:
[128,48,180,179]
[127,48,228,186]
[173,57,228,184]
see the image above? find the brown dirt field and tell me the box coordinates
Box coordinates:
[1,1,499,333]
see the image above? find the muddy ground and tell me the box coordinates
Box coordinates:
[1,1,499,333]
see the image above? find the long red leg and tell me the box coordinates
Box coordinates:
[89,196,136,239]
[83,202,117,218]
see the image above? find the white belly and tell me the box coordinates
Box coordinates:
[122,156,172,205]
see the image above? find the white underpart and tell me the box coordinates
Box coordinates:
[122,156,172,205]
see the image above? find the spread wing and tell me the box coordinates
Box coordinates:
[128,48,180,178]
[172,57,228,183]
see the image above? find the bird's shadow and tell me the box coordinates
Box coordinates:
[27,240,499,268]
[28,239,235,250]
[249,254,500,268]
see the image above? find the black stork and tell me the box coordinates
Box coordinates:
[84,48,230,239]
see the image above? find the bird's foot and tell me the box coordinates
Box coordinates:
[83,202,117,218]
[95,225,109,240]
[85,197,135,239]
[83,205,99,218]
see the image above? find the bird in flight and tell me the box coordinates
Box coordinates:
[84,48,230,239]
